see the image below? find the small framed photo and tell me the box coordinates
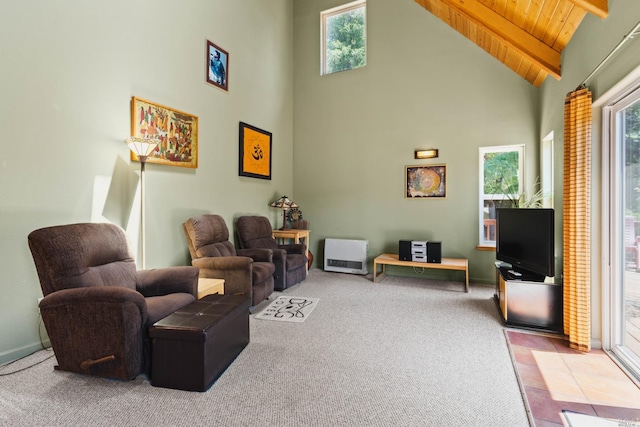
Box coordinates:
[206,40,228,91]
[405,164,447,198]
[239,122,272,180]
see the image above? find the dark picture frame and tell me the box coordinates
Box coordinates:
[206,40,228,91]
[239,122,272,180]
[405,164,447,198]
[130,97,198,168]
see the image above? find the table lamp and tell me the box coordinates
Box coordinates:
[270,195,298,230]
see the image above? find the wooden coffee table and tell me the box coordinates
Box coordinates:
[373,253,469,292]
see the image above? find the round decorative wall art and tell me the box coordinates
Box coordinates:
[405,164,447,198]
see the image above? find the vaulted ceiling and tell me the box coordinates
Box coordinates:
[414,0,608,87]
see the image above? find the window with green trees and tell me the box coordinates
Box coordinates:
[321,0,366,75]
[479,145,524,246]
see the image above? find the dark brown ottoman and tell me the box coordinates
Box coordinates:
[149,294,250,392]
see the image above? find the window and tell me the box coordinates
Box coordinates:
[321,0,366,75]
[478,145,524,246]
[541,132,554,208]
[602,79,640,382]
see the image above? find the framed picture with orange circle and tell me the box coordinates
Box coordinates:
[239,122,272,180]
[405,164,447,198]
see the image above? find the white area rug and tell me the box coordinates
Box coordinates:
[254,295,319,322]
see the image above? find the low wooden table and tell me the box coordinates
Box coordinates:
[373,253,469,292]
[197,278,225,299]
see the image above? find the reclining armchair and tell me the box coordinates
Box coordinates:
[236,216,307,291]
[183,214,275,306]
[28,223,198,381]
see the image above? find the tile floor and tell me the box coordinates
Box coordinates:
[506,329,640,426]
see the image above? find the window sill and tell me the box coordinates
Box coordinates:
[476,245,496,251]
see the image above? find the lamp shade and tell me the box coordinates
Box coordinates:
[270,195,298,209]
[125,136,159,159]
[270,195,298,230]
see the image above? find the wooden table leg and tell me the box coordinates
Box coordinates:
[373,260,378,282]
[373,262,386,282]
[465,268,469,293]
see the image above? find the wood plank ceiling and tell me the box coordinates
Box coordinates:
[414,0,608,87]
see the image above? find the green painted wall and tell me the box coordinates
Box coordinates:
[3,0,639,364]
[0,0,294,364]
[539,0,640,345]
[292,0,540,283]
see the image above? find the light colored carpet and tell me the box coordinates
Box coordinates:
[0,270,529,427]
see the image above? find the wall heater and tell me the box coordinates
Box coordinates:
[324,238,368,275]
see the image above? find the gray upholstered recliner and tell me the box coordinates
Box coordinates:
[28,223,199,381]
[183,214,275,306]
[236,216,307,291]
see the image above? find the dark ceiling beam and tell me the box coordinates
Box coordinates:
[416,0,562,80]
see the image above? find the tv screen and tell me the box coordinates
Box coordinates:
[496,208,554,279]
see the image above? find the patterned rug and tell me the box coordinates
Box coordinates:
[254,295,319,323]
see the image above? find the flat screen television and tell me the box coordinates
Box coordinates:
[496,208,555,280]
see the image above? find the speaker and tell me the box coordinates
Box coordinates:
[399,240,412,261]
[427,241,441,263]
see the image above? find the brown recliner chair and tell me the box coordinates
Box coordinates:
[183,214,275,306]
[236,216,307,291]
[28,222,199,381]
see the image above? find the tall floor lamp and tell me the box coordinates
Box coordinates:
[125,136,159,269]
[270,195,298,230]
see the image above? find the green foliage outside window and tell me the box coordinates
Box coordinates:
[325,6,366,74]
[483,151,520,196]
[624,101,640,218]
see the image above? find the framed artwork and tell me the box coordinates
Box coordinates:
[239,122,272,180]
[130,97,198,168]
[405,164,447,198]
[206,40,228,91]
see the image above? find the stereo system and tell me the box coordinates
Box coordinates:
[399,240,441,263]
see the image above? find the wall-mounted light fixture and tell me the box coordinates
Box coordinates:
[414,149,439,159]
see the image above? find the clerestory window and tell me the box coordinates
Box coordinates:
[321,0,367,75]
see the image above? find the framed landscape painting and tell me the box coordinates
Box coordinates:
[130,97,198,168]
[239,122,272,180]
[405,164,447,198]
[206,40,228,91]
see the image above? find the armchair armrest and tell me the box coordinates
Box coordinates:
[136,266,199,298]
[191,256,253,296]
[237,248,273,263]
[40,286,146,311]
[192,256,252,271]
[279,243,306,255]
[271,248,287,261]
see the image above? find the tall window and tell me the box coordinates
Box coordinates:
[541,132,554,208]
[321,0,366,75]
[603,80,640,382]
[479,145,524,246]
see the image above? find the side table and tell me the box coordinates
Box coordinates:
[197,278,225,299]
[272,229,311,270]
